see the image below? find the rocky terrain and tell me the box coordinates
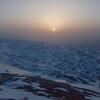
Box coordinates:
[0,64,100,100]
[0,38,100,100]
[0,64,84,100]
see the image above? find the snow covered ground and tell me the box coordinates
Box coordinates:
[0,38,100,100]
[0,64,54,100]
[0,39,100,84]
[0,85,52,100]
[0,64,32,76]
[0,64,100,100]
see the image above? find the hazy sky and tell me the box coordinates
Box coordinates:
[0,0,100,41]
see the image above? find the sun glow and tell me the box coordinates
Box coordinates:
[52,28,56,32]
[41,13,66,32]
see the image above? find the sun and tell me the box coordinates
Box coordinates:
[52,28,55,32]
[52,28,56,32]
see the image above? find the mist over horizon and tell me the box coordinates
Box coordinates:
[0,0,100,44]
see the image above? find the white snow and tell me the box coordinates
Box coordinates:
[86,96,100,100]
[55,79,100,93]
[0,85,52,100]
[4,79,30,88]
[0,39,100,100]
[0,64,32,76]
[0,63,54,100]
[71,83,100,93]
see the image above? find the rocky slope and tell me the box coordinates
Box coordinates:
[0,64,100,100]
[0,64,85,100]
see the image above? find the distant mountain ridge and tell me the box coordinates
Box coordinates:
[0,38,100,85]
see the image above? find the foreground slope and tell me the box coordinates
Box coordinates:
[0,64,85,100]
[0,64,100,100]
